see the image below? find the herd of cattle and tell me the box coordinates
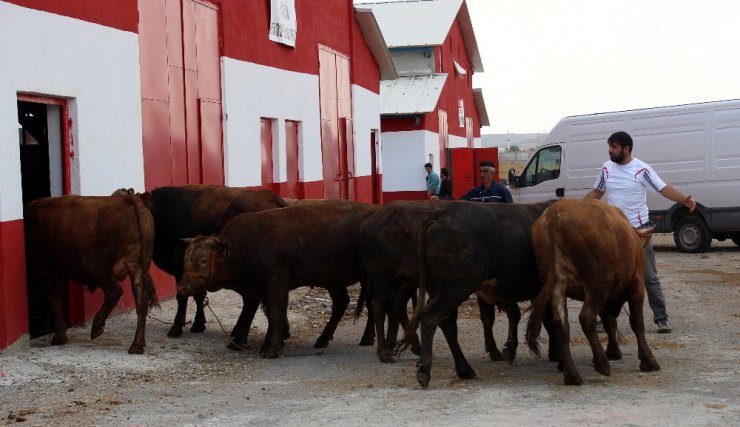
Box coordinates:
[23,185,660,388]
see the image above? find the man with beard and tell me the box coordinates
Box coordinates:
[585,131,696,333]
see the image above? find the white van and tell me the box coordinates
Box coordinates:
[507,99,740,253]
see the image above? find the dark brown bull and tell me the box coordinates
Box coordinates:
[399,200,557,388]
[178,200,378,358]
[24,193,157,354]
[525,199,660,385]
[139,185,287,343]
[361,200,519,364]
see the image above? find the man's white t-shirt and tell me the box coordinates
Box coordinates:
[593,158,667,227]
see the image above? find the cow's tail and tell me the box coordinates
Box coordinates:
[132,196,159,309]
[354,280,368,323]
[525,285,552,357]
[396,211,436,354]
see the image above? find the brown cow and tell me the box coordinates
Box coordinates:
[178,200,378,358]
[525,199,660,385]
[24,193,157,354]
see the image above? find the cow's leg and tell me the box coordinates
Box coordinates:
[438,308,477,380]
[502,302,521,364]
[369,277,395,362]
[128,271,154,354]
[602,312,622,360]
[392,286,420,356]
[543,305,561,362]
[228,295,261,351]
[627,290,660,372]
[262,285,290,359]
[45,277,68,346]
[315,286,350,348]
[579,297,610,377]
[91,276,124,340]
[167,293,189,337]
[477,298,503,362]
[415,291,469,388]
[551,286,582,385]
[358,281,375,346]
[190,291,207,333]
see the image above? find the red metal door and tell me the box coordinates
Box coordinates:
[474,147,501,183]
[448,148,475,199]
[285,120,301,198]
[260,118,274,189]
[319,46,354,200]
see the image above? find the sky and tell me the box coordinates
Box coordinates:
[466,0,740,134]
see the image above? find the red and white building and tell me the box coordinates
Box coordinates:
[356,0,492,201]
[0,0,392,351]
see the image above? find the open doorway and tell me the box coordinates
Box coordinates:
[18,96,70,338]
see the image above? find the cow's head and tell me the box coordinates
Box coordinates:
[178,235,230,295]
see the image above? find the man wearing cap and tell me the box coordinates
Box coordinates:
[460,161,513,203]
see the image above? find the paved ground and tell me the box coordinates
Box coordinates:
[1,234,738,426]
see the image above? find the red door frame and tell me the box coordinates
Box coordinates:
[285,120,301,199]
[17,94,72,195]
[260,118,274,189]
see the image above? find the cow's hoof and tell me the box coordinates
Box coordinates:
[262,350,279,359]
[359,335,375,346]
[51,334,67,346]
[378,352,395,364]
[128,345,145,355]
[503,347,516,365]
[488,349,504,362]
[90,325,104,340]
[457,367,478,380]
[227,340,246,351]
[595,362,611,377]
[416,371,431,389]
[606,346,623,361]
[190,322,206,333]
[640,357,660,372]
[564,374,583,386]
[314,336,330,348]
[167,325,184,338]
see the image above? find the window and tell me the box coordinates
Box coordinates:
[523,146,562,186]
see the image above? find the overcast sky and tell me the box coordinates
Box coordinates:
[466,0,740,134]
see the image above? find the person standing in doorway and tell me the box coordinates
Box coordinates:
[585,131,696,333]
[438,168,453,200]
[424,163,440,199]
[461,161,513,203]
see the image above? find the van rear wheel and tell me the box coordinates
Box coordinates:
[673,216,712,253]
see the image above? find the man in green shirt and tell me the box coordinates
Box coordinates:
[424,162,440,199]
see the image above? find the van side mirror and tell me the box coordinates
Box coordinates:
[508,168,518,188]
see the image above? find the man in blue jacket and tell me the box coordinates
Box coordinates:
[461,161,513,203]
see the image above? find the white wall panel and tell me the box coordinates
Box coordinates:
[351,84,380,178]
[381,130,440,191]
[0,2,142,221]
[221,59,322,187]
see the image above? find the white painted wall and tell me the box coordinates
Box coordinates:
[351,84,381,177]
[221,59,322,186]
[0,2,143,222]
[448,133,467,148]
[381,130,440,191]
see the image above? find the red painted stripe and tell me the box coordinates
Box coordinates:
[0,219,29,350]
[5,0,139,33]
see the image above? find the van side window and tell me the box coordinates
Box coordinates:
[522,146,562,186]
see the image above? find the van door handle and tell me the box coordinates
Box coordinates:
[556,188,564,197]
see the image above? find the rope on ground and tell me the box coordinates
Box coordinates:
[202,296,251,352]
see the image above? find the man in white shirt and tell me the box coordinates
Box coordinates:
[585,131,696,333]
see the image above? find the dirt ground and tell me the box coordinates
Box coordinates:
[1,234,738,426]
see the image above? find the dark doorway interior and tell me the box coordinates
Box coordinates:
[18,100,65,338]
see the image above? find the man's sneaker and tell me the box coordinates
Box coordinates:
[657,320,672,333]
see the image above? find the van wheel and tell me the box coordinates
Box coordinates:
[731,233,740,247]
[673,216,712,253]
